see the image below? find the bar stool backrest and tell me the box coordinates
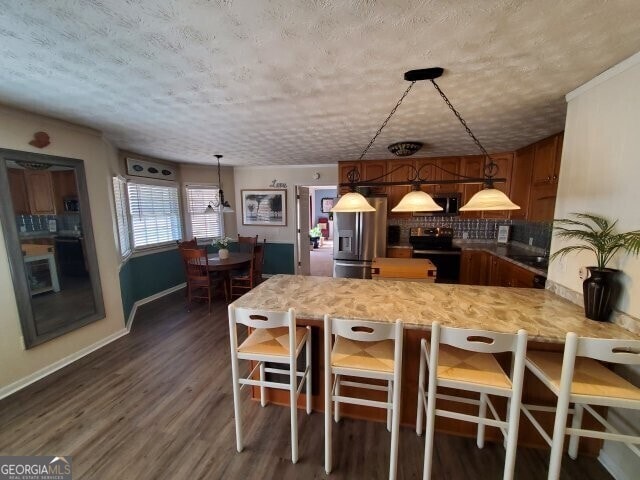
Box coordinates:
[331,318,400,342]
[230,305,295,330]
[573,333,640,365]
[437,324,527,354]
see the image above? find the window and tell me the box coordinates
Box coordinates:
[112,176,131,258]
[127,182,182,249]
[185,185,223,239]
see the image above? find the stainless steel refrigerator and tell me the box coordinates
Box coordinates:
[333,196,388,279]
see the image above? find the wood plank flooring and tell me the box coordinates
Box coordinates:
[0,292,613,479]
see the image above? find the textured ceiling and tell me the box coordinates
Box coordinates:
[1,1,639,166]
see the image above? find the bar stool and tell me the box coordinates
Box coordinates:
[416,322,528,480]
[521,333,640,480]
[228,305,311,463]
[324,316,403,480]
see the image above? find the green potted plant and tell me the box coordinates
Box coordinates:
[551,213,640,321]
[309,226,322,249]
[212,236,233,259]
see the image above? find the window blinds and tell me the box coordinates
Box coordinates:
[127,182,182,248]
[186,186,223,239]
[112,176,131,258]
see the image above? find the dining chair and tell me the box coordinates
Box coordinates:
[252,239,266,286]
[324,315,403,480]
[521,333,640,480]
[177,237,198,249]
[416,322,528,480]
[228,305,312,463]
[181,248,219,313]
[237,234,258,253]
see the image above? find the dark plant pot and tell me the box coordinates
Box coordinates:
[310,236,320,249]
[583,267,620,321]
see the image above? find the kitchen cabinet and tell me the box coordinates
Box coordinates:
[8,168,30,214]
[338,162,360,194]
[459,250,490,285]
[529,133,563,222]
[338,161,386,195]
[415,157,461,195]
[386,247,412,258]
[386,159,415,217]
[51,170,78,214]
[461,250,538,288]
[509,145,534,220]
[25,170,56,215]
[459,155,484,219]
[482,153,513,219]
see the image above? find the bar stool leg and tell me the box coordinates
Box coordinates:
[229,348,243,452]
[259,362,266,407]
[306,331,312,414]
[568,404,584,460]
[324,322,332,474]
[290,359,298,464]
[334,375,341,423]
[387,380,393,432]
[477,393,487,448]
[416,340,427,436]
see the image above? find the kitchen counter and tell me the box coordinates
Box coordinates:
[232,275,637,342]
[454,240,548,276]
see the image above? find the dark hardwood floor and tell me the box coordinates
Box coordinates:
[0,292,613,479]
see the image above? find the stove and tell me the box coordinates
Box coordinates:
[409,227,461,283]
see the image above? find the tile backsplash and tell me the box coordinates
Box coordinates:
[389,216,552,249]
[16,213,82,234]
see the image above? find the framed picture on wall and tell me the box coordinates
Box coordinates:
[241,189,287,226]
[321,197,334,213]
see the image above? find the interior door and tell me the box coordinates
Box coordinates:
[295,186,310,275]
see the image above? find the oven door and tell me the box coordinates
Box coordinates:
[412,249,461,283]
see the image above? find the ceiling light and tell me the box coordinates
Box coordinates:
[391,189,443,212]
[330,192,375,213]
[205,154,234,214]
[459,187,520,211]
[388,141,423,157]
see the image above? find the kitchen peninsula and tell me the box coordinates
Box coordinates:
[232,274,638,453]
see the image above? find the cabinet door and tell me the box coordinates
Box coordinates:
[386,159,415,217]
[510,264,536,288]
[25,170,55,214]
[52,170,78,214]
[509,146,534,220]
[528,183,558,222]
[386,247,412,258]
[361,160,387,195]
[338,162,361,194]
[553,132,563,183]
[7,168,30,214]
[436,157,461,194]
[460,251,473,284]
[414,158,437,195]
[532,135,558,186]
[482,153,513,219]
[460,156,484,218]
[460,250,490,285]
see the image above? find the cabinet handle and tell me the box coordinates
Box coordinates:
[546,175,551,181]
[552,175,557,180]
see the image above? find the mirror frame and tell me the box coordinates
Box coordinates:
[0,148,105,348]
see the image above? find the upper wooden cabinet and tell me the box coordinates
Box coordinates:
[509,145,534,220]
[51,170,78,214]
[338,161,386,195]
[338,162,360,194]
[529,132,563,222]
[459,155,484,219]
[482,152,513,219]
[532,135,560,186]
[8,168,30,214]
[25,170,56,215]
[386,159,415,216]
[415,157,461,195]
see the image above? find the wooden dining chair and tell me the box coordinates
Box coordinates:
[177,237,198,249]
[181,248,217,313]
[230,252,255,299]
[237,234,258,253]
[252,239,266,286]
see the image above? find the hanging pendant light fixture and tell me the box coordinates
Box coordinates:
[205,154,234,214]
[330,167,375,212]
[391,188,443,212]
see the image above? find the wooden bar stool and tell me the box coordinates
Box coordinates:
[521,333,640,480]
[416,322,528,480]
[228,305,312,463]
[324,316,403,480]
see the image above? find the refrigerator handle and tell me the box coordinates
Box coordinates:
[357,212,363,260]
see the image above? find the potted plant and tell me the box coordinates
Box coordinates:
[309,226,322,249]
[551,213,640,321]
[213,236,233,259]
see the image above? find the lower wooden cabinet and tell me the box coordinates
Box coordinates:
[461,250,538,288]
[386,247,412,258]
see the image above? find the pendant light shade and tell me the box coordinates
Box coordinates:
[459,188,520,211]
[330,192,375,212]
[391,190,443,212]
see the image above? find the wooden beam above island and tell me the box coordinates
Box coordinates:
[230,275,638,455]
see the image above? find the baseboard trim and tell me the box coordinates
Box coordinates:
[125,282,186,330]
[599,449,631,480]
[0,328,129,401]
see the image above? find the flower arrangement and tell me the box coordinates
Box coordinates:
[212,236,233,249]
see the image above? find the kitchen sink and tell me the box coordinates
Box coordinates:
[507,254,549,269]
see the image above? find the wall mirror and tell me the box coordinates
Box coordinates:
[0,149,105,348]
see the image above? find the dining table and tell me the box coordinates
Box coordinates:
[207,251,253,302]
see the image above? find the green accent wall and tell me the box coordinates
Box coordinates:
[118,242,295,322]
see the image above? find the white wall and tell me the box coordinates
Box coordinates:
[548,53,640,479]
[0,106,126,393]
[233,165,338,243]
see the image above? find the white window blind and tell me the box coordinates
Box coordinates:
[127,182,182,249]
[186,186,223,239]
[112,176,131,258]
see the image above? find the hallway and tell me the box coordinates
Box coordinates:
[310,239,333,276]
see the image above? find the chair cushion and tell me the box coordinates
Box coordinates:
[527,351,640,401]
[237,327,306,357]
[331,336,395,373]
[435,344,512,390]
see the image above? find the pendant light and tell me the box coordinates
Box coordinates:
[391,188,442,212]
[330,191,375,213]
[459,186,520,211]
[205,154,234,214]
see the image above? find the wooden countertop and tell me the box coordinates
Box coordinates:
[232,275,638,343]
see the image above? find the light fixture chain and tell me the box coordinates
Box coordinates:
[430,79,490,159]
[357,81,416,161]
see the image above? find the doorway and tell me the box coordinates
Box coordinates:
[295,185,336,277]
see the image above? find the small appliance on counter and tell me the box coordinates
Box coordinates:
[409,227,461,283]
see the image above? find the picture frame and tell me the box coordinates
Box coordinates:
[241,189,287,226]
[321,197,334,213]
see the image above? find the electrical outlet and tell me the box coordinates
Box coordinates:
[528,237,534,246]
[579,266,587,280]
